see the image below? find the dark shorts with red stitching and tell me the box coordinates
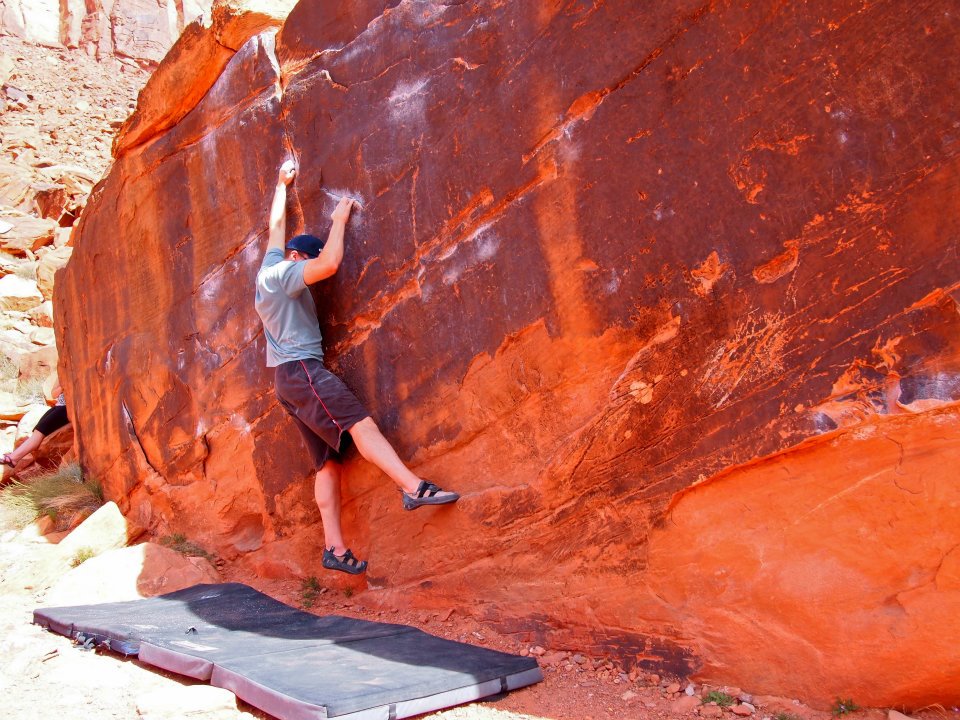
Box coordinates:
[274,358,370,467]
[35,405,69,436]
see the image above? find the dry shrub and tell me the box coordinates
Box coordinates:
[0,462,102,532]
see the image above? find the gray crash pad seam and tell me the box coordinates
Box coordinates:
[139,641,216,680]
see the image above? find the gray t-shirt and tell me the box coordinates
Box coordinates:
[254,248,325,367]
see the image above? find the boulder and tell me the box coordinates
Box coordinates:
[52,226,72,247]
[58,501,136,556]
[42,541,220,607]
[55,0,960,710]
[21,422,74,471]
[26,325,55,346]
[0,215,56,255]
[31,181,67,220]
[0,161,34,208]
[114,0,294,157]
[211,0,297,51]
[26,299,54,328]
[0,52,13,85]
[0,273,43,311]
[0,330,57,379]
[35,244,72,300]
[0,0,213,64]
[0,502,136,593]
[0,390,32,421]
[0,0,60,46]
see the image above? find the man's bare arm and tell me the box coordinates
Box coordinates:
[267,160,297,254]
[303,197,355,285]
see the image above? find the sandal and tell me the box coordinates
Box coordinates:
[402,480,460,511]
[322,547,367,575]
[1,454,15,468]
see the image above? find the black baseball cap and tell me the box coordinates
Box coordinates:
[286,233,325,258]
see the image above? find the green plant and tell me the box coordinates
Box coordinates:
[0,462,102,532]
[70,547,95,567]
[160,533,213,561]
[301,576,322,608]
[775,713,802,720]
[832,698,860,716]
[702,691,735,707]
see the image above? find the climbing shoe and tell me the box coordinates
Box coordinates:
[322,547,367,575]
[401,480,460,510]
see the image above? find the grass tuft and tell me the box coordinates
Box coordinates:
[70,547,95,567]
[0,462,101,532]
[832,699,860,716]
[702,691,735,707]
[159,532,214,561]
[301,576,323,608]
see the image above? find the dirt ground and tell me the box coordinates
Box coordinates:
[0,529,936,720]
[0,529,860,720]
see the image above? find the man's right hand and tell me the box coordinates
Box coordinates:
[331,197,356,224]
[278,160,297,186]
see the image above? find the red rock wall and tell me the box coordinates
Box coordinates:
[55,0,960,707]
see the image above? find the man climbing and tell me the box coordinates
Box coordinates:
[254,160,458,575]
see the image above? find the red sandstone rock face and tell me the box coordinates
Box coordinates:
[55,1,960,708]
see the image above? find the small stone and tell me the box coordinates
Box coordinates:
[75,100,91,112]
[888,712,916,720]
[572,653,587,664]
[700,705,724,718]
[519,647,529,657]
[666,682,682,694]
[648,673,661,685]
[739,694,754,704]
[732,705,754,716]
[622,690,638,701]
[541,651,568,666]
[673,695,701,714]
[686,684,697,696]
[531,645,546,656]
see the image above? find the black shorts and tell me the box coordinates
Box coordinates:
[274,358,370,467]
[35,405,69,436]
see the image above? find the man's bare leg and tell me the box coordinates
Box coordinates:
[314,460,347,554]
[349,417,457,501]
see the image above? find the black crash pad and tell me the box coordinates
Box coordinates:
[34,582,542,720]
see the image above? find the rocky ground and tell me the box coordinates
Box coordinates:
[0,505,928,720]
[0,516,892,720]
[0,33,148,469]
